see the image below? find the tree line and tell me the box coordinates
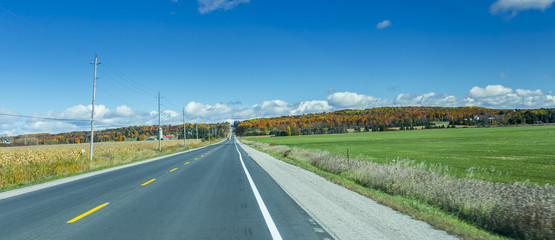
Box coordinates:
[234,107,555,136]
[3,123,230,146]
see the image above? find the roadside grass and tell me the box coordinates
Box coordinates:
[247,125,555,184]
[0,139,218,192]
[241,140,554,240]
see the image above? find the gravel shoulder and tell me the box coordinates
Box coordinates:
[239,141,458,240]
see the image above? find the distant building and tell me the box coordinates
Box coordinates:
[2,139,11,145]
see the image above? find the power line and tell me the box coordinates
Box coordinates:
[0,113,89,122]
[0,5,47,32]
[98,58,153,94]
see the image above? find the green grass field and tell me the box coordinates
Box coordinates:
[248,125,555,184]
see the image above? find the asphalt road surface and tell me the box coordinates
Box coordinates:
[0,137,332,240]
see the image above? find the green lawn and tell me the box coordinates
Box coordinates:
[248,125,555,184]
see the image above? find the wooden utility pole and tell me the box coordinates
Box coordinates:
[183,108,187,145]
[158,92,161,151]
[89,55,100,160]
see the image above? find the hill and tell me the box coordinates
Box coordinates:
[234,106,555,136]
[2,123,230,146]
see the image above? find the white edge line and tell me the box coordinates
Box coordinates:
[234,137,283,240]
[237,140,341,240]
[0,140,226,200]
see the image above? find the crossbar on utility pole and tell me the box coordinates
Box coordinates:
[89,55,100,161]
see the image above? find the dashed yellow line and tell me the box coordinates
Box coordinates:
[185,162,190,165]
[67,202,109,223]
[194,158,198,160]
[201,155,204,157]
[169,168,178,172]
[141,179,156,186]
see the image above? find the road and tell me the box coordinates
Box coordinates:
[0,137,332,240]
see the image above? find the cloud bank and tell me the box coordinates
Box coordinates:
[197,0,249,14]
[1,85,554,136]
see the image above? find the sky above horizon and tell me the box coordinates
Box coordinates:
[1,0,554,136]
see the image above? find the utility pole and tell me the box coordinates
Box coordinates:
[89,55,100,161]
[158,92,161,151]
[183,108,187,145]
[195,120,199,144]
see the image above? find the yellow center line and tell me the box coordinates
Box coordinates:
[141,178,156,186]
[201,155,204,157]
[67,202,110,223]
[194,158,198,160]
[185,162,190,165]
[169,168,178,172]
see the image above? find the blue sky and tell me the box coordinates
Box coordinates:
[1,0,555,136]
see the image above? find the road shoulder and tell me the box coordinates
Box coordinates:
[238,141,458,240]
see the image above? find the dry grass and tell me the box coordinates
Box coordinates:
[0,139,209,189]
[248,141,555,240]
[0,140,193,166]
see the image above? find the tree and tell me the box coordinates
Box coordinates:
[286,126,292,136]
[137,134,147,141]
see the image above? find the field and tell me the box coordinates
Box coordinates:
[248,125,555,184]
[0,139,207,189]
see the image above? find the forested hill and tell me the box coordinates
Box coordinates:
[234,106,555,136]
[4,123,230,146]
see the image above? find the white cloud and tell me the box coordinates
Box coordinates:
[490,0,555,16]
[113,105,135,117]
[377,19,392,29]
[291,101,332,115]
[0,108,19,122]
[468,85,513,98]
[394,92,460,107]
[186,101,232,116]
[327,85,555,110]
[23,121,79,135]
[197,0,249,14]
[256,100,291,116]
[466,85,555,108]
[499,72,512,79]
[327,92,387,109]
[516,89,543,96]
[0,109,19,136]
